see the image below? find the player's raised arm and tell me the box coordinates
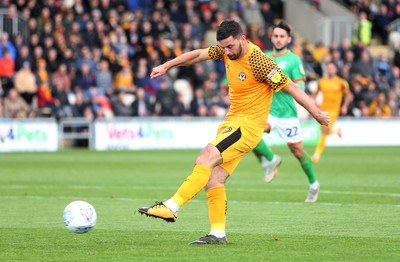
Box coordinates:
[282,81,330,126]
[150,48,210,79]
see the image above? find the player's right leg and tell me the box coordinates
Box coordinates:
[138,144,222,222]
[139,121,258,226]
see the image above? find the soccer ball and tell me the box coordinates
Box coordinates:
[63,200,97,234]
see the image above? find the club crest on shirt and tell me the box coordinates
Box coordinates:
[299,64,305,75]
[221,127,232,134]
[268,69,282,83]
[238,72,246,81]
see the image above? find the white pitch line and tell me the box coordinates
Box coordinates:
[0,185,399,198]
[0,195,399,208]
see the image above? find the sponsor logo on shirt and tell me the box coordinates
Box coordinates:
[268,69,282,83]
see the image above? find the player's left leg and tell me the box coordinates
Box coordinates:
[190,122,262,244]
[191,165,231,245]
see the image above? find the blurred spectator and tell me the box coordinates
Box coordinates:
[242,0,263,26]
[190,88,210,116]
[15,45,33,71]
[134,58,151,90]
[352,11,372,46]
[363,81,379,107]
[260,1,274,27]
[76,46,96,72]
[36,81,58,117]
[13,61,37,105]
[302,41,318,80]
[312,41,329,65]
[46,48,60,73]
[113,62,135,94]
[174,93,187,116]
[372,3,392,45]
[204,20,219,46]
[387,90,400,116]
[52,79,73,119]
[111,90,134,117]
[154,78,179,116]
[52,63,72,94]
[348,80,367,117]
[132,88,154,117]
[0,32,17,60]
[394,47,400,68]
[60,48,75,71]
[351,49,375,82]
[71,91,90,118]
[95,60,114,97]
[169,0,186,25]
[0,50,15,93]
[36,7,52,35]
[343,49,355,70]
[77,63,97,98]
[3,88,31,118]
[83,20,101,48]
[389,66,400,88]
[368,91,391,117]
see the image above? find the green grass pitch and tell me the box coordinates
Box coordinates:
[0,147,399,261]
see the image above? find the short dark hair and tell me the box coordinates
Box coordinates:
[273,21,291,36]
[216,20,243,41]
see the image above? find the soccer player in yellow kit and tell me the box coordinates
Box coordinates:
[138,20,330,245]
[312,62,352,163]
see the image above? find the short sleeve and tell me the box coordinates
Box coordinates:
[249,51,290,92]
[206,45,224,61]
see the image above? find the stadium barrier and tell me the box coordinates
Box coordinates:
[1,117,399,152]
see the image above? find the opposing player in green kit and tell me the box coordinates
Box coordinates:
[253,21,320,202]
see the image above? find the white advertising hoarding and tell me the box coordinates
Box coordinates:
[94,118,400,150]
[94,119,220,150]
[0,120,58,152]
[325,119,400,146]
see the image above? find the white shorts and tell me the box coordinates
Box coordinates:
[267,115,303,144]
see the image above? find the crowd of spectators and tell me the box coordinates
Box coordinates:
[0,0,399,121]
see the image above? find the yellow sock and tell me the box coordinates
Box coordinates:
[171,165,211,206]
[315,133,327,156]
[206,186,227,232]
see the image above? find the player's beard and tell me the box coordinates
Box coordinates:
[227,43,242,60]
[274,42,287,52]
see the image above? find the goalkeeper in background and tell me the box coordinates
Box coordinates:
[253,21,320,202]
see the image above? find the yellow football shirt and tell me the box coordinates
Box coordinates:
[206,42,290,128]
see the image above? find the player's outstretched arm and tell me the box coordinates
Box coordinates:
[282,81,330,126]
[150,49,209,79]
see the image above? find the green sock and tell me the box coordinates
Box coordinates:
[299,152,316,184]
[253,140,275,162]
